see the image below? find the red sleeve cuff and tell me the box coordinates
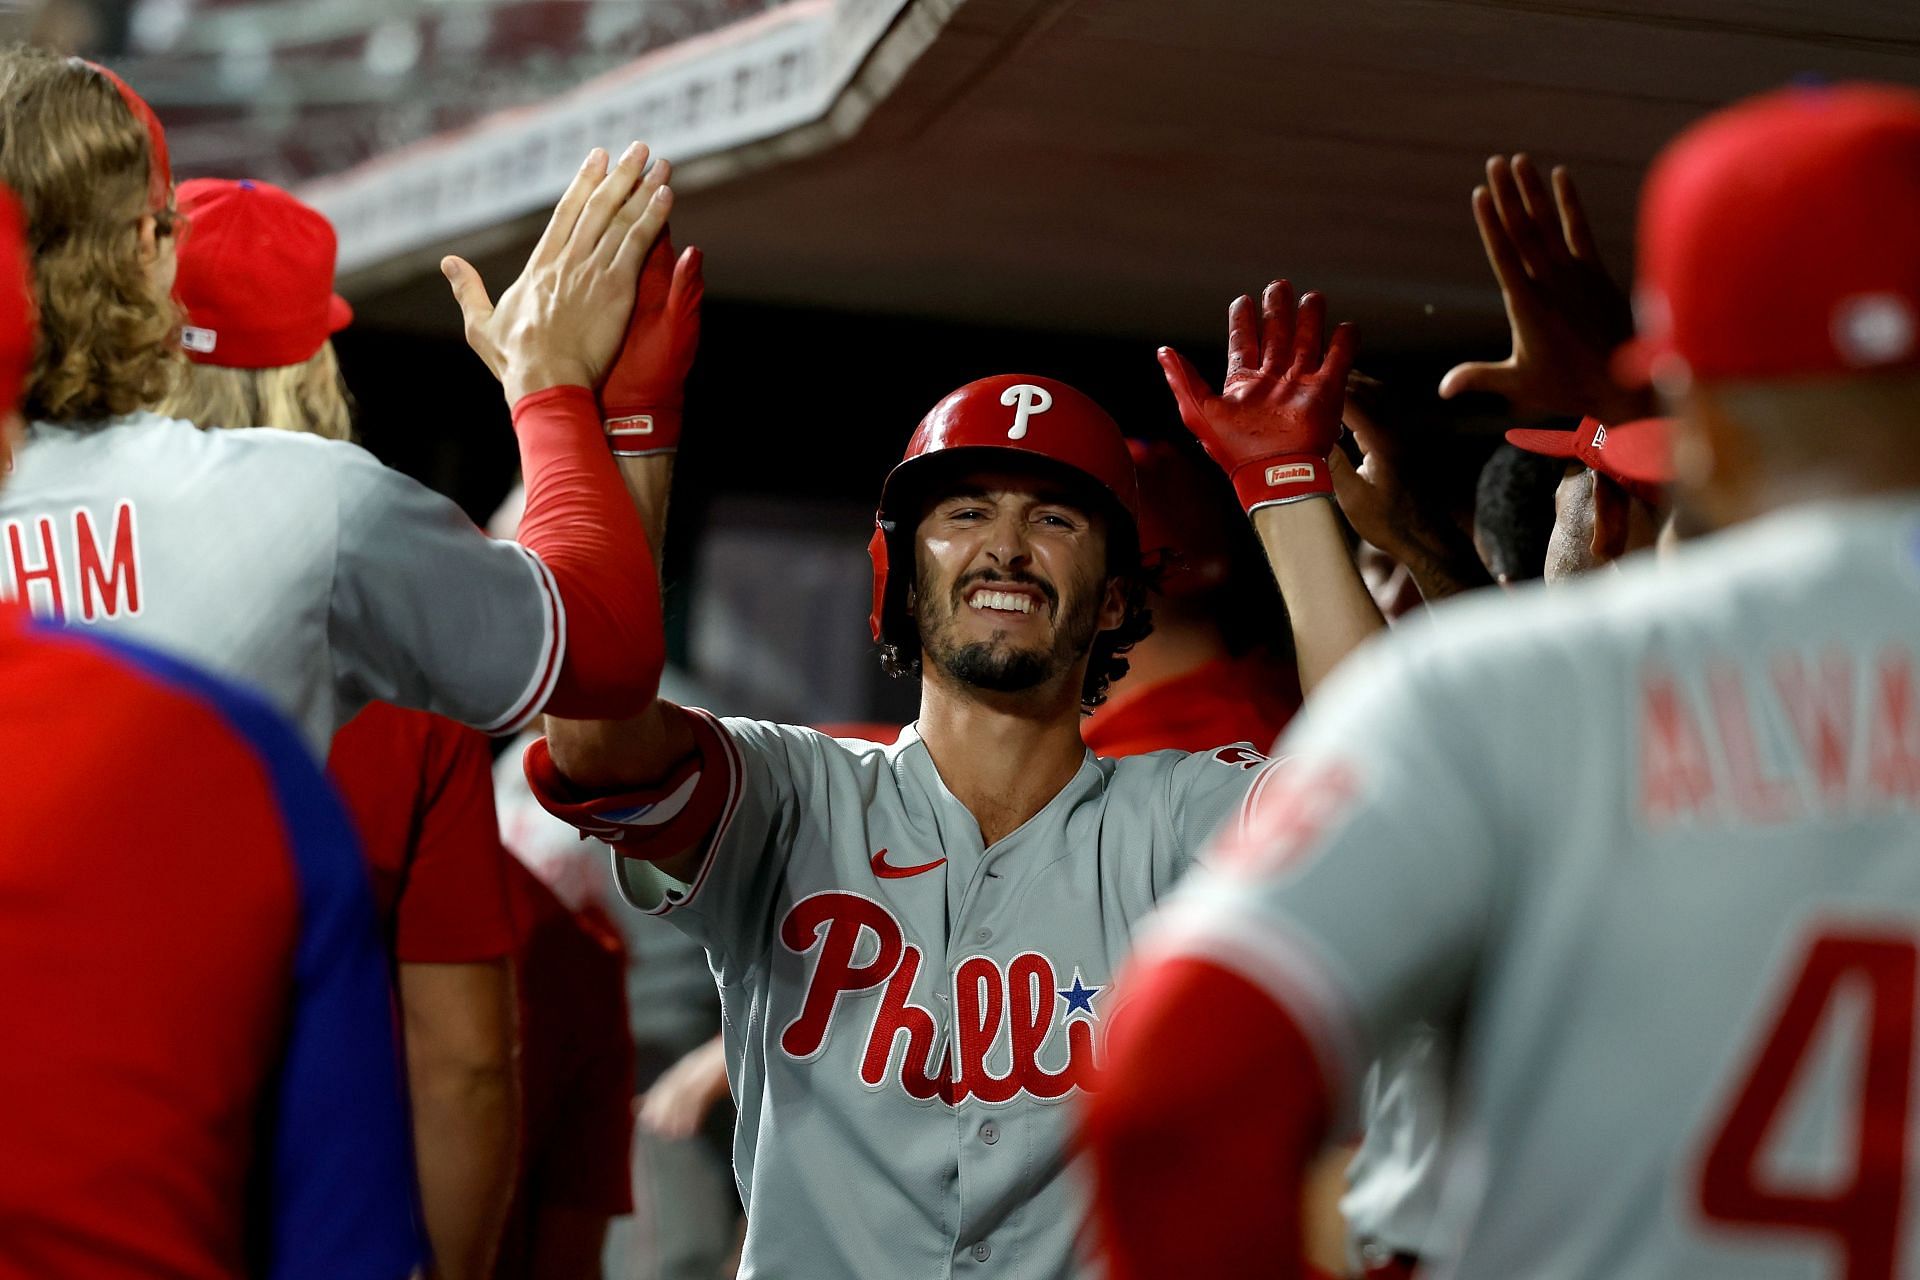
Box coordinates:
[1083,955,1331,1280]
[510,383,597,428]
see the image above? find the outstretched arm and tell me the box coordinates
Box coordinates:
[1160,281,1385,694]
[528,224,713,882]
[441,144,677,723]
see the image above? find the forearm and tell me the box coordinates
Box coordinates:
[542,697,694,791]
[511,386,664,719]
[614,453,674,572]
[1383,527,1492,605]
[409,1060,518,1280]
[1253,499,1386,695]
[399,960,519,1280]
[536,443,682,790]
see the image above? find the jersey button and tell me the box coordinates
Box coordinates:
[974,927,993,944]
[979,1122,998,1145]
[972,1242,992,1262]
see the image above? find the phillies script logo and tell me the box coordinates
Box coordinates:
[777,891,1101,1105]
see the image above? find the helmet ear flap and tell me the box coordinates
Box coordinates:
[868,517,917,649]
[867,524,891,645]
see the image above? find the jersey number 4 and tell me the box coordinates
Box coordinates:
[1697,930,1916,1279]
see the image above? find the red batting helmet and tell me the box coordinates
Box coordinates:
[868,373,1141,646]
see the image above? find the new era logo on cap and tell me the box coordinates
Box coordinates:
[1264,462,1318,487]
[180,326,217,354]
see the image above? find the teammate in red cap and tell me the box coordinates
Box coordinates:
[1088,81,1920,1280]
[1080,437,1300,757]
[0,174,422,1278]
[0,48,671,756]
[161,174,675,1280]
[158,177,356,436]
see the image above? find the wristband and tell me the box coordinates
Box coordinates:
[1229,454,1332,514]
[523,732,723,857]
[605,407,681,457]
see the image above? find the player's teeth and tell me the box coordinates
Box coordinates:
[970,591,1033,613]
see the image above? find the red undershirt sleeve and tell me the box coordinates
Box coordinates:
[1082,955,1331,1280]
[509,384,664,719]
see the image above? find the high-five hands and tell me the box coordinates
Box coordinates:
[1329,391,1491,603]
[1159,280,1358,515]
[599,226,704,456]
[443,142,675,404]
[1439,155,1650,425]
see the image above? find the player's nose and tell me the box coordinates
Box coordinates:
[980,508,1032,567]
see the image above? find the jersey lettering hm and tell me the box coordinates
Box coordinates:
[0,501,141,621]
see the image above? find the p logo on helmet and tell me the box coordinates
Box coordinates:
[1000,383,1053,440]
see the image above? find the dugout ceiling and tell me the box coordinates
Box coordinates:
[304,0,1920,352]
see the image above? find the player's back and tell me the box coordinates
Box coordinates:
[1418,498,1920,1277]
[0,413,556,754]
[0,607,419,1279]
[1,416,341,738]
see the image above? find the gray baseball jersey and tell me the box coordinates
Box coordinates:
[1144,498,1920,1277]
[611,713,1277,1279]
[0,413,561,752]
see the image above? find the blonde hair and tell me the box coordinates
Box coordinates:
[0,45,180,422]
[155,340,356,441]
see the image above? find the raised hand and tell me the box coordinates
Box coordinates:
[1439,155,1649,425]
[1329,392,1491,602]
[599,225,704,455]
[1159,279,1358,515]
[443,142,675,404]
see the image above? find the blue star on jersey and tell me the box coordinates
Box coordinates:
[1057,970,1103,1021]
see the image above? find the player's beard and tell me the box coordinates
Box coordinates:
[916,565,1104,694]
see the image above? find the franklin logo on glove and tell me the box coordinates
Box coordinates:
[1263,462,1318,488]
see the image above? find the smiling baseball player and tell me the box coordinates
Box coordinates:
[512,273,1385,1275]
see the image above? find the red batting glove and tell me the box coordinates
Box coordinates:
[1158,280,1357,514]
[599,227,704,456]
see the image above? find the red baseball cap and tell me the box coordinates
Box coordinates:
[1506,416,1672,501]
[1128,438,1233,597]
[174,178,352,369]
[1617,83,1920,390]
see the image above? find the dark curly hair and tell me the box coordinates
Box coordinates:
[875,472,1155,712]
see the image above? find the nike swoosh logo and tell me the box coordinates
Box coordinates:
[870,847,946,879]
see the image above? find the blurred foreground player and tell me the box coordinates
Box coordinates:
[1088,83,1920,1279]
[161,174,523,1280]
[0,188,420,1276]
[0,49,670,752]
